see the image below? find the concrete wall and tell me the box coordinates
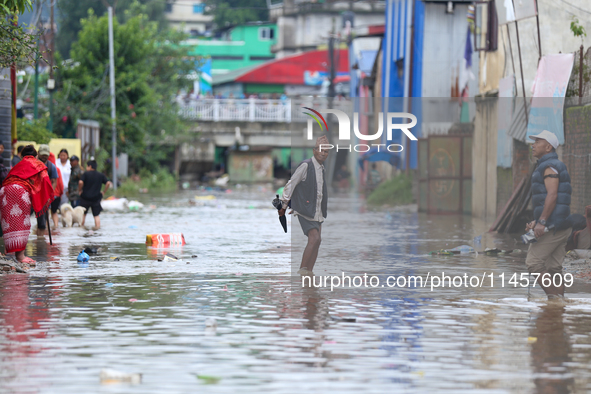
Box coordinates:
[273,12,384,58]
[472,98,498,220]
[496,167,513,215]
[563,104,591,215]
[422,3,480,98]
[165,0,212,34]
[499,0,591,97]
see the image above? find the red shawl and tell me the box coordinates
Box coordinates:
[48,153,64,197]
[3,156,55,217]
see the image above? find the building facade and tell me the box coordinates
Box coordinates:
[270,0,386,58]
[165,0,213,36]
[183,23,278,76]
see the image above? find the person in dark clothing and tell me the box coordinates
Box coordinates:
[79,160,112,229]
[36,144,59,235]
[11,145,24,167]
[279,135,330,276]
[68,155,83,207]
[525,130,572,301]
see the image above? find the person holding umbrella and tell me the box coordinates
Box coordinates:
[278,135,330,276]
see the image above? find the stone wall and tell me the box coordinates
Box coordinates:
[563,105,591,215]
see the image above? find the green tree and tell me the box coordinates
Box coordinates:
[0,0,31,14]
[54,7,196,173]
[205,0,269,28]
[56,0,169,59]
[0,0,42,68]
[17,118,56,143]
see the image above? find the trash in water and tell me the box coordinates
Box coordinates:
[428,250,455,256]
[162,253,178,262]
[99,369,142,385]
[101,198,129,211]
[84,247,99,254]
[205,317,217,327]
[128,201,144,211]
[527,337,538,343]
[77,250,90,262]
[129,298,138,302]
[448,245,475,254]
[473,235,482,245]
[196,374,221,384]
[191,255,198,258]
[128,225,138,229]
[194,195,216,201]
[105,283,114,287]
[110,257,120,261]
[484,248,513,256]
[146,233,186,246]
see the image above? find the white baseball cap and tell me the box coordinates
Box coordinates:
[528,130,559,149]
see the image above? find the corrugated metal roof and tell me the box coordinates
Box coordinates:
[212,65,258,86]
[507,100,528,142]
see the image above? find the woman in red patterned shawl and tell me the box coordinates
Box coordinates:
[1,145,54,263]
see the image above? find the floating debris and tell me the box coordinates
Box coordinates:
[196,374,221,384]
[99,369,142,385]
[77,250,90,263]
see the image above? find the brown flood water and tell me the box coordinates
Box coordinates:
[1,189,591,393]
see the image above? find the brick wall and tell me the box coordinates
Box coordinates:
[563,105,591,215]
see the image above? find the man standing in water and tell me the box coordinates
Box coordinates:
[279,136,330,276]
[79,160,112,229]
[525,130,572,301]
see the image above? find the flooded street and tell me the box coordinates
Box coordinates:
[2,189,591,393]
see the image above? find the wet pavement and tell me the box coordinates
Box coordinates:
[1,189,591,393]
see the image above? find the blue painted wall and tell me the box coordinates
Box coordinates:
[382,0,425,169]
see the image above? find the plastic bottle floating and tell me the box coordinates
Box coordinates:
[77,250,90,262]
[146,233,186,247]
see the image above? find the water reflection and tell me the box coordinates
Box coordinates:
[531,305,573,394]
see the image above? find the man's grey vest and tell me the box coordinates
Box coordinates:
[291,158,328,219]
[531,151,571,228]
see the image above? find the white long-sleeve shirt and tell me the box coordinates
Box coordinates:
[281,156,325,222]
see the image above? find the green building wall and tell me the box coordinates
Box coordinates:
[184,23,277,75]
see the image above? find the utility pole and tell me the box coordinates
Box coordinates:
[33,0,40,119]
[326,17,337,188]
[108,7,118,190]
[47,0,54,132]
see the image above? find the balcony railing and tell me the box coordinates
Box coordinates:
[178,98,353,123]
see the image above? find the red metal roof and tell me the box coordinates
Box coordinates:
[235,49,349,85]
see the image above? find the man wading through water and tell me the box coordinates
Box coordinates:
[525,130,572,301]
[279,136,329,276]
